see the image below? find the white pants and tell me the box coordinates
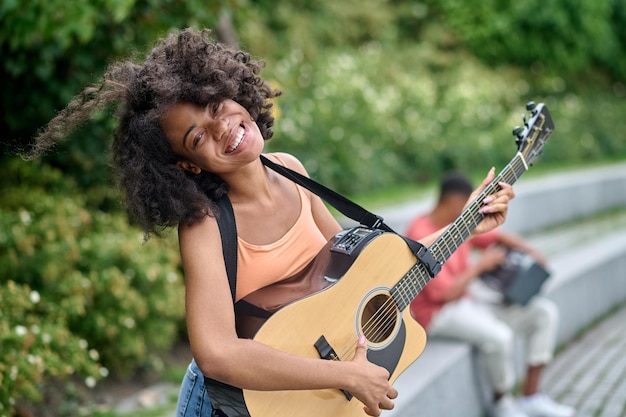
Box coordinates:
[427,296,559,393]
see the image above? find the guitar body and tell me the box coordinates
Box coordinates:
[243,232,427,417]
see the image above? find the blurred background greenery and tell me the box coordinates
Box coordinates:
[1,0,625,415]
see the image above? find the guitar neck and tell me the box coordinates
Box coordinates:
[391,152,530,311]
[431,152,528,263]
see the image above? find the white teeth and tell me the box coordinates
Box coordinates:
[228,127,245,153]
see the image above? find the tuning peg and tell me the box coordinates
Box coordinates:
[512,126,523,138]
[526,101,536,111]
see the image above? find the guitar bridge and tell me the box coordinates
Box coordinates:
[314,335,353,400]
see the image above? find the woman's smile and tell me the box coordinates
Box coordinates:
[226,124,246,154]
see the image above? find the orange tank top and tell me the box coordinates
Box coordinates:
[235,156,329,300]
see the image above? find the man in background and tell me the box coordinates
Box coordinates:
[406,172,575,417]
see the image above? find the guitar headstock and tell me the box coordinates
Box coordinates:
[512,102,554,166]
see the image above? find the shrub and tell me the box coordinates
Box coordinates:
[263,34,626,195]
[266,43,535,193]
[421,0,626,80]
[0,160,185,415]
[0,280,104,416]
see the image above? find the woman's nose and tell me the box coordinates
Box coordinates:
[209,117,230,141]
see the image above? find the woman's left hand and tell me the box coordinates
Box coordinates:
[471,167,515,235]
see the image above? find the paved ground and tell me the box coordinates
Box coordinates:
[541,304,626,417]
[513,209,626,417]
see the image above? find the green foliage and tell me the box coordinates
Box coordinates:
[240,1,626,192]
[3,0,625,191]
[264,37,626,193]
[0,160,185,416]
[1,0,133,148]
[1,0,237,187]
[420,0,626,80]
[238,0,396,62]
[0,280,103,416]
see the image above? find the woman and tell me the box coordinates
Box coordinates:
[28,28,515,417]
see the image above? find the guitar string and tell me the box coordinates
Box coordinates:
[429,156,524,264]
[335,156,527,361]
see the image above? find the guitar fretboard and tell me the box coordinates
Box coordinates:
[391,152,529,311]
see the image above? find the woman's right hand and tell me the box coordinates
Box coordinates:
[348,335,397,416]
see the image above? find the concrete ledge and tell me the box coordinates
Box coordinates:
[502,162,626,235]
[544,230,626,345]
[388,340,485,417]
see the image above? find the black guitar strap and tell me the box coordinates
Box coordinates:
[260,155,440,278]
[214,155,440,304]
[216,193,274,319]
[260,155,391,232]
[215,194,238,303]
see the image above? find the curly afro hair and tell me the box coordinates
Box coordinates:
[27,28,281,238]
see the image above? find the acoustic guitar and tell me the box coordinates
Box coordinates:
[241,102,554,417]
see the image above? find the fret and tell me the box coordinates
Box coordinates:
[392,262,430,310]
[430,153,527,265]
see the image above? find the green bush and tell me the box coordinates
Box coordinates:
[0,160,185,416]
[1,0,233,187]
[264,39,626,194]
[4,0,625,196]
[422,0,626,80]
[0,280,103,417]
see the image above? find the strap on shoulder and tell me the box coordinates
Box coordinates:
[215,194,238,302]
[260,155,390,231]
[260,155,441,277]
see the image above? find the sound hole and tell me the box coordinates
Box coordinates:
[360,294,398,343]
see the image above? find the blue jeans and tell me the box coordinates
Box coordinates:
[176,359,214,417]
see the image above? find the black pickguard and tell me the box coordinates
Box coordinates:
[366,319,405,376]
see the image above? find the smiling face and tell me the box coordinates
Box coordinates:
[160,99,265,175]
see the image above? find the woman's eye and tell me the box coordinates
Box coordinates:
[193,131,204,147]
[212,102,221,113]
